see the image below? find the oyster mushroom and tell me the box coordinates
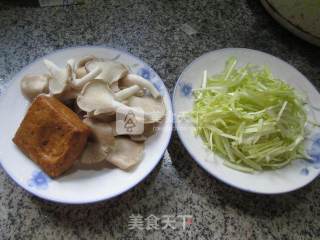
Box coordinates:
[71,66,102,89]
[79,118,116,165]
[44,58,103,102]
[76,67,87,79]
[85,59,128,91]
[79,141,109,165]
[83,118,115,150]
[79,118,147,167]
[67,58,76,72]
[130,123,158,141]
[67,57,103,90]
[114,85,141,101]
[75,55,97,79]
[77,80,149,120]
[127,96,166,124]
[106,137,144,170]
[77,55,97,69]
[43,59,72,95]
[86,111,116,122]
[120,74,160,98]
[20,74,49,100]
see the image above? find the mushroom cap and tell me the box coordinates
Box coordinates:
[106,137,144,170]
[85,60,128,87]
[77,55,97,69]
[127,96,166,124]
[77,80,115,115]
[20,74,49,100]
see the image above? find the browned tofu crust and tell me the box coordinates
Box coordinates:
[13,95,90,177]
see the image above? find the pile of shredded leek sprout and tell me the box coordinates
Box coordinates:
[190,57,309,173]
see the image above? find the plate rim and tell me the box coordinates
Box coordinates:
[0,45,173,204]
[173,47,320,194]
[260,0,320,47]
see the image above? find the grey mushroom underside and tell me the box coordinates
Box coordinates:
[130,123,158,141]
[106,137,144,170]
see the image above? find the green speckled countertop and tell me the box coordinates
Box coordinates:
[0,0,320,239]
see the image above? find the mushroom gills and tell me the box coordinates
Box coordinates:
[77,80,151,120]
[77,80,114,113]
[85,59,128,87]
[127,96,166,124]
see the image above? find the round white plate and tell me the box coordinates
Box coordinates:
[261,0,320,47]
[173,48,320,194]
[0,46,173,203]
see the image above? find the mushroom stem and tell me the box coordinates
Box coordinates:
[114,85,141,101]
[110,100,148,120]
[67,58,76,71]
[121,74,160,98]
[77,80,153,121]
[43,59,69,95]
[44,59,65,80]
[67,58,77,81]
[72,66,102,89]
[93,100,152,121]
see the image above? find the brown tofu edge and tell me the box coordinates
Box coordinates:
[12,95,91,178]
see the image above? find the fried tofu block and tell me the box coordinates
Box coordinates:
[13,95,90,177]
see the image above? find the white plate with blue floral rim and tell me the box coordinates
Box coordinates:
[173,48,320,194]
[0,46,173,204]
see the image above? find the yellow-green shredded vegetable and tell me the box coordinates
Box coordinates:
[190,57,308,173]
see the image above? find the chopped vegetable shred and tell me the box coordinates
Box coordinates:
[190,57,308,172]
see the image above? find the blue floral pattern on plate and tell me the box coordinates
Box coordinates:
[300,168,309,176]
[180,83,192,97]
[137,67,155,80]
[28,171,50,190]
[299,134,320,176]
[153,81,163,92]
[308,134,320,169]
[135,66,163,95]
